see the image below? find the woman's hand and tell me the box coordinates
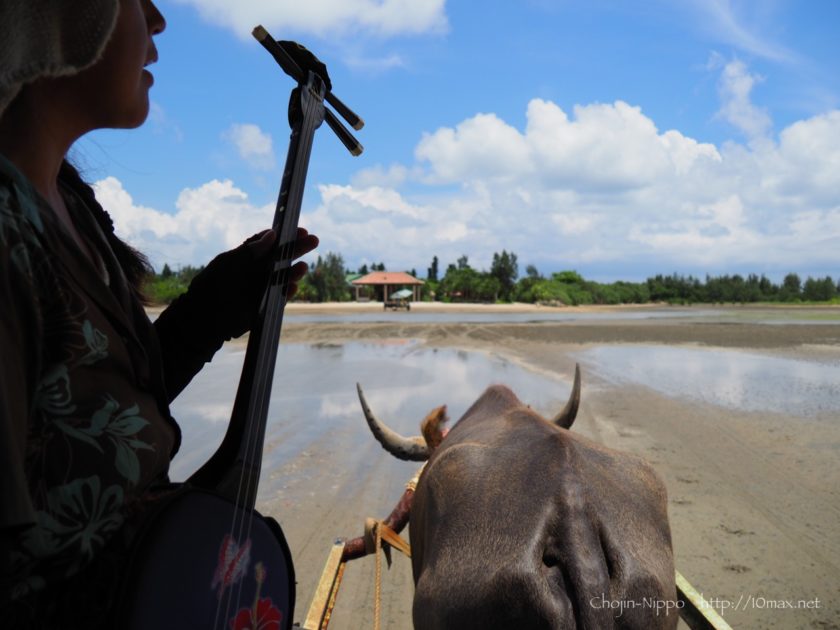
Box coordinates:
[197,226,319,340]
[245,227,319,300]
[160,227,319,348]
[154,226,319,398]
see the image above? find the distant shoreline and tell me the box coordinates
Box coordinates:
[146,300,840,319]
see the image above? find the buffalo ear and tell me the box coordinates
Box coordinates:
[552,364,581,429]
[421,405,448,449]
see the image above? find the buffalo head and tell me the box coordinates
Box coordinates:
[356,364,581,461]
[355,364,677,629]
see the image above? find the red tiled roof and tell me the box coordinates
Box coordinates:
[351,271,424,286]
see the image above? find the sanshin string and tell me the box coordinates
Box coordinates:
[204,27,362,628]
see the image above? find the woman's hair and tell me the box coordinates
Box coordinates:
[58,160,153,303]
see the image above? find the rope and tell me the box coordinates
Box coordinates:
[361,467,423,630]
[373,522,383,630]
[365,518,412,630]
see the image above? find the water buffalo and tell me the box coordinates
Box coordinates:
[356,366,678,629]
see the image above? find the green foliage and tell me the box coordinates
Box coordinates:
[308,252,351,302]
[294,272,317,302]
[144,264,205,304]
[420,279,439,301]
[803,276,837,301]
[438,254,503,302]
[426,255,439,282]
[490,250,518,302]
[144,250,840,308]
[783,273,801,296]
[552,270,585,284]
[516,278,572,304]
[145,276,187,304]
[439,266,480,301]
[642,271,837,304]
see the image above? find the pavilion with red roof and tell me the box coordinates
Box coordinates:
[351,271,424,303]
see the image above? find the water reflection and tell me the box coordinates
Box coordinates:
[169,341,575,487]
[284,308,840,326]
[578,345,840,417]
[285,309,724,324]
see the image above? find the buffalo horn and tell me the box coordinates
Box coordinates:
[356,383,430,461]
[552,364,581,429]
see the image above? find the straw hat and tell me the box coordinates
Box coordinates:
[0,0,119,115]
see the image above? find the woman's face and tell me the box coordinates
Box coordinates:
[66,0,166,130]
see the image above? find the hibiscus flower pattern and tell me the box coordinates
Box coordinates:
[230,563,282,630]
[53,396,153,485]
[79,319,109,365]
[34,364,76,417]
[21,476,124,575]
[231,598,282,630]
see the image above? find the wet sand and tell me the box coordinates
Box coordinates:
[226,304,840,629]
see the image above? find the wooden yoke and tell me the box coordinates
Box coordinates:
[299,468,423,628]
[341,483,416,561]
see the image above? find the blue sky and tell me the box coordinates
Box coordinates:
[76,0,840,282]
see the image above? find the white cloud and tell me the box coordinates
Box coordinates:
[304,99,840,278]
[416,112,532,184]
[715,58,772,140]
[690,0,798,63]
[345,53,406,73]
[223,123,276,171]
[95,176,179,239]
[171,0,448,39]
[99,99,840,280]
[416,99,721,191]
[94,177,275,270]
[350,163,411,188]
[320,184,422,220]
[148,101,184,142]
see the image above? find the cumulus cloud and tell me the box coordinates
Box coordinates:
[223,123,276,171]
[170,0,448,39]
[713,57,772,140]
[99,99,840,280]
[350,163,412,188]
[94,177,275,270]
[416,99,721,190]
[308,99,840,278]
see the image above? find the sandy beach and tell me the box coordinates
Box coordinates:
[173,302,840,629]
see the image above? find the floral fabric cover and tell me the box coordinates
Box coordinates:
[0,154,181,603]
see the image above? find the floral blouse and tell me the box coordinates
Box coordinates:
[0,155,181,603]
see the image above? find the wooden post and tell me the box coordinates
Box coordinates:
[301,541,347,629]
[676,571,733,630]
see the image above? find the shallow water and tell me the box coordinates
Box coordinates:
[578,345,840,418]
[285,308,723,324]
[169,341,576,490]
[168,339,839,504]
[284,307,840,325]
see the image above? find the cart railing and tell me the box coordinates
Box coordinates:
[296,537,733,630]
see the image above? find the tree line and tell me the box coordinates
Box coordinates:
[144,252,840,306]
